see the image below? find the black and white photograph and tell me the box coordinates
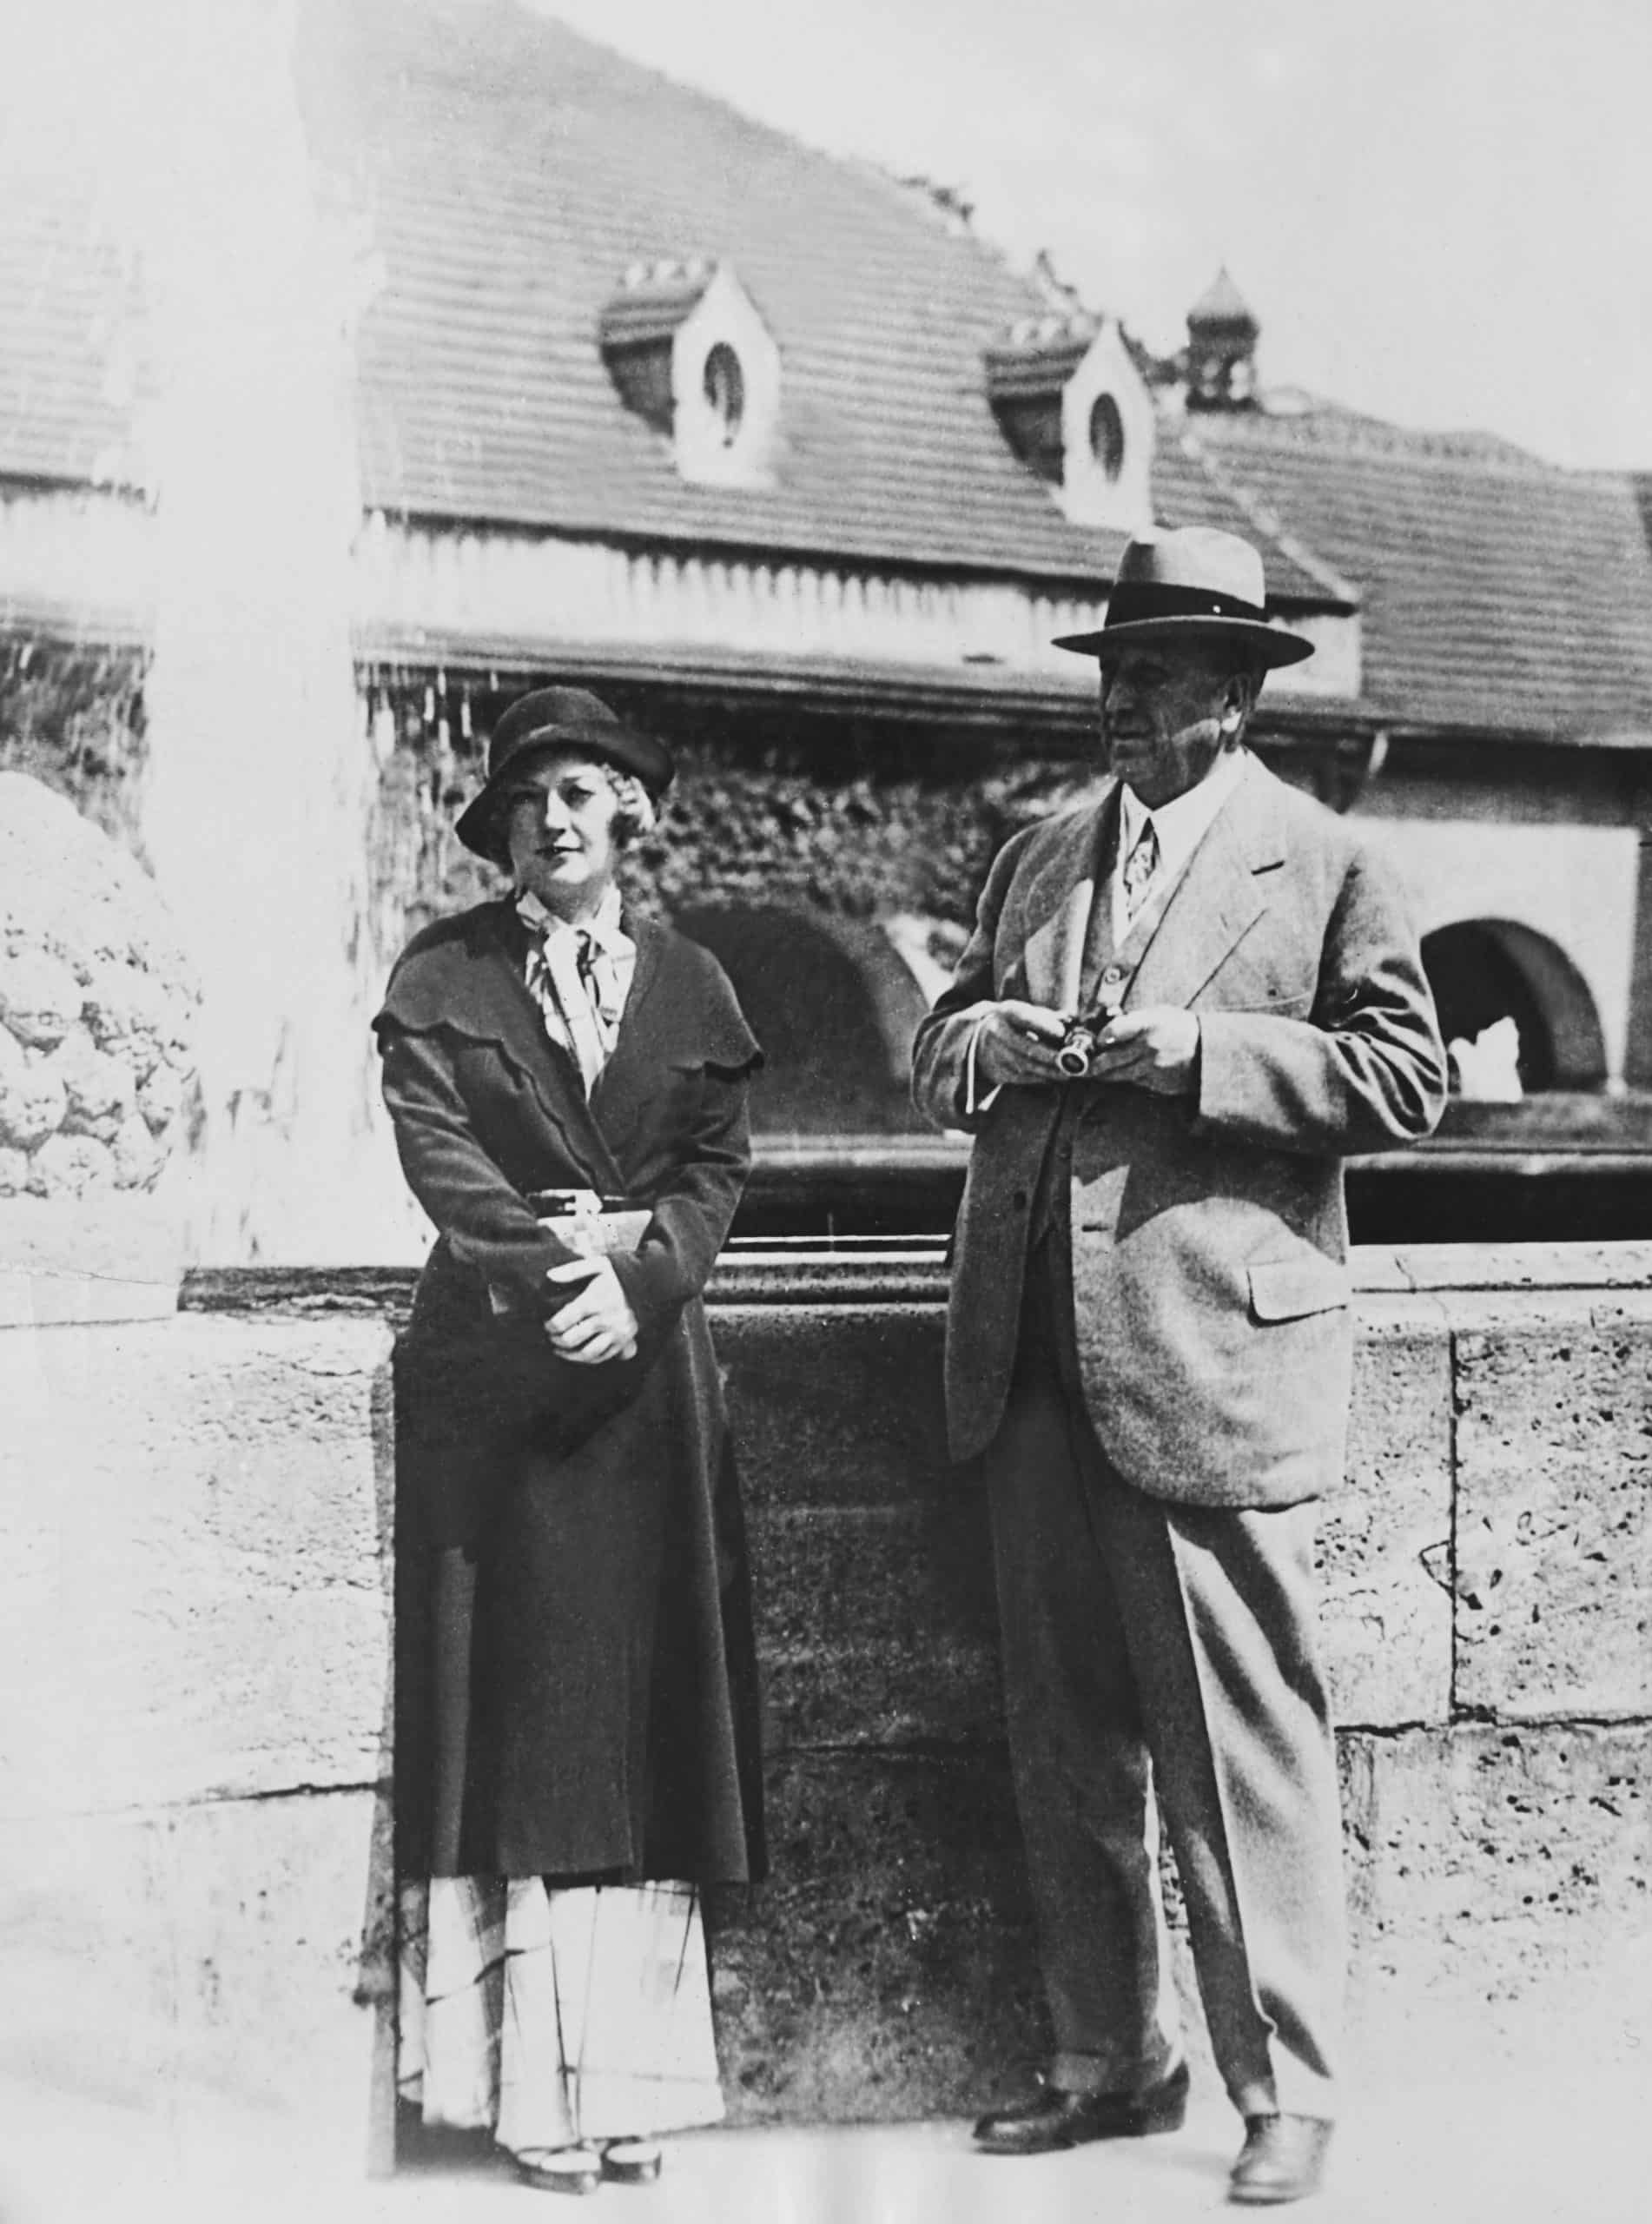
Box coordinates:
[1,2,1649,2217]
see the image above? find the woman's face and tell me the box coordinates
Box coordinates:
[503,751,622,918]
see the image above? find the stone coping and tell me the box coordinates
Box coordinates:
[169,1239,1652,1316]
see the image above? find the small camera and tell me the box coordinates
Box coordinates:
[1055,1022,1099,1078]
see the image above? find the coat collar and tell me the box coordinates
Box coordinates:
[450,901,639,1188]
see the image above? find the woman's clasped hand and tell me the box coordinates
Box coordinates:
[543,1254,639,1363]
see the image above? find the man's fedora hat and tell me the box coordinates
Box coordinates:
[456,685,675,861]
[1053,526,1314,670]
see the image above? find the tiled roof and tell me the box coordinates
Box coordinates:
[0,175,147,493]
[301,0,1338,598]
[0,0,1338,607]
[4,0,1649,752]
[1185,409,1652,741]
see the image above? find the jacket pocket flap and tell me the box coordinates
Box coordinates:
[1248,1256,1349,1321]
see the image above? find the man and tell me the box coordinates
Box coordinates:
[912,526,1447,2207]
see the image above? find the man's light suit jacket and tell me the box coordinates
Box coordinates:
[912,753,1448,1511]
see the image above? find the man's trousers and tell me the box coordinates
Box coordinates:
[983,1242,1345,2121]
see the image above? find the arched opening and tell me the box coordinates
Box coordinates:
[1421,919,1607,1095]
[673,904,930,1135]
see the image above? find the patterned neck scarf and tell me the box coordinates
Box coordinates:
[516,886,636,1095]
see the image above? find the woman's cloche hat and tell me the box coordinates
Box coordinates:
[1053,526,1314,671]
[455,685,675,861]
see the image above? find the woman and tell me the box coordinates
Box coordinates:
[374,686,764,2196]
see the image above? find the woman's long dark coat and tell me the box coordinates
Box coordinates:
[374,897,764,1888]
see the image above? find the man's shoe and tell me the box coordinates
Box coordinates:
[1227,2115,1333,2206]
[973,2060,1189,2154]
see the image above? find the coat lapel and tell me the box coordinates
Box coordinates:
[459,904,624,1189]
[1017,788,1117,1010]
[588,917,664,1153]
[1128,754,1285,1010]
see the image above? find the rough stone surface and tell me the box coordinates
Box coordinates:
[0,1193,190,1326]
[1342,1721,1651,1989]
[753,1499,1001,1749]
[0,1786,390,2156]
[1454,1296,1652,1718]
[711,1751,1046,2124]
[25,1129,117,1198]
[1319,1307,1454,1728]
[1,1268,1648,2151]
[722,1301,1458,1736]
[722,1303,955,1510]
[0,1049,66,1151]
[0,1314,393,1813]
[0,771,196,1194]
[46,1021,137,1139]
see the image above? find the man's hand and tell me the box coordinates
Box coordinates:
[1087,1006,1200,1095]
[544,1255,640,1364]
[975,999,1074,1088]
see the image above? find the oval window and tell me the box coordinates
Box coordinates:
[1089,393,1126,480]
[704,343,745,447]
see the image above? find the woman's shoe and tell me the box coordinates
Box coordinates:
[600,2138,664,2185]
[513,2145,605,2195]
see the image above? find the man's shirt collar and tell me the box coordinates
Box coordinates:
[1119,746,1246,876]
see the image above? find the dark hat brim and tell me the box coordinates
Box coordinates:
[454,717,674,863]
[1052,613,1315,670]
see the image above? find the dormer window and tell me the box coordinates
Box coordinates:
[985,312,1152,531]
[599,261,779,488]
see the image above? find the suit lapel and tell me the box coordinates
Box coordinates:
[1128,755,1285,1010]
[1018,788,1117,1010]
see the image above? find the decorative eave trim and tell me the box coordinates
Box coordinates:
[350,516,1362,704]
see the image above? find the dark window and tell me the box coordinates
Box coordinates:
[1088,393,1126,480]
[703,344,745,446]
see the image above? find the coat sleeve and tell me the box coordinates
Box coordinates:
[911,824,1041,1133]
[376,1020,580,1315]
[1193,838,1449,1158]
[606,957,760,1339]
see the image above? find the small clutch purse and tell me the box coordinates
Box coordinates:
[486,1191,651,1315]
[531,1188,651,1258]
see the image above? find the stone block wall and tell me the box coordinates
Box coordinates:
[0,1310,397,2175]
[1,1245,1648,2173]
[708,1261,1652,2122]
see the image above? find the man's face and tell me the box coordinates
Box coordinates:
[1099,645,1254,809]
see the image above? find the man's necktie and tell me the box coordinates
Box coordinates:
[1122,817,1160,921]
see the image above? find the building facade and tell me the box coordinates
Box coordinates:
[3,0,1650,1254]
